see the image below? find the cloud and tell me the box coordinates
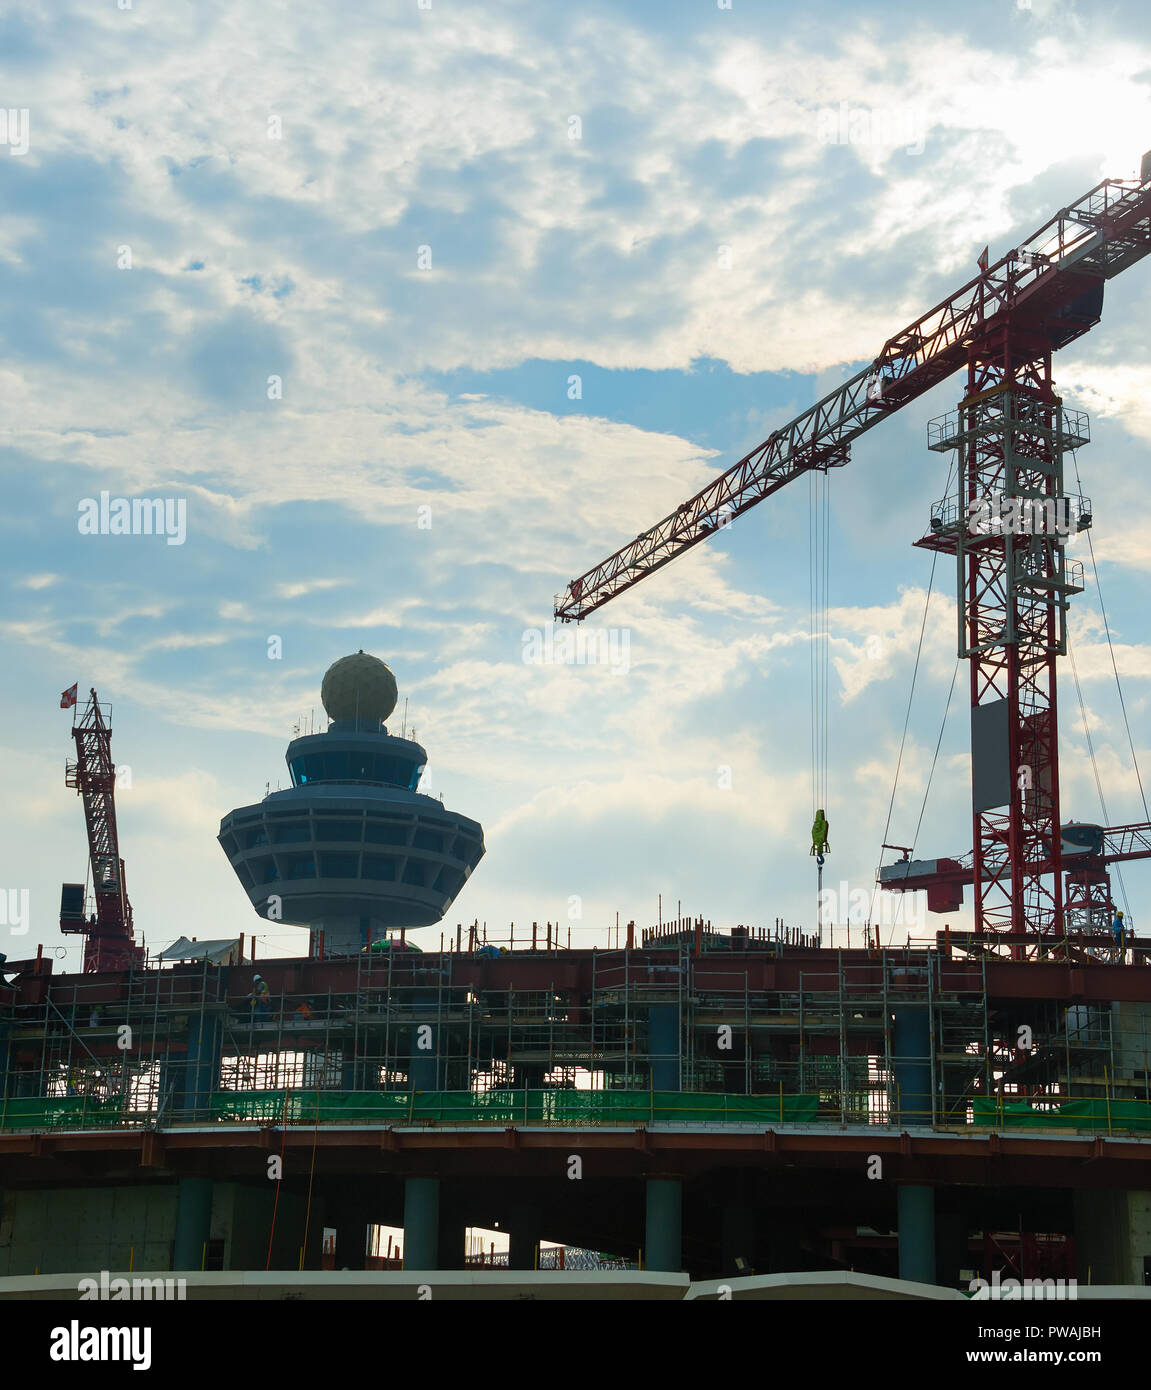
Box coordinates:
[274,578,349,600]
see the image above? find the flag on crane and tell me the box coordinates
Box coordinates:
[60,683,77,709]
[977,246,989,273]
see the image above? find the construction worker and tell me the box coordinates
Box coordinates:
[1112,910,1126,956]
[294,999,314,1021]
[248,974,271,1017]
[810,809,830,858]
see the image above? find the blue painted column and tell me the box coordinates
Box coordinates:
[173,1177,214,1271]
[409,994,439,1091]
[892,1008,933,1126]
[897,1184,937,1285]
[403,1177,440,1270]
[648,1005,680,1093]
[168,1013,224,1119]
[645,1177,682,1272]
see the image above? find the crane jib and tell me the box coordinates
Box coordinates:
[554,169,1151,624]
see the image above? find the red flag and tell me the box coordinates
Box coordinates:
[60,683,77,709]
[977,246,989,273]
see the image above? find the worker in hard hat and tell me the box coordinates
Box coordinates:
[1112,910,1126,956]
[810,809,830,858]
[247,974,271,1017]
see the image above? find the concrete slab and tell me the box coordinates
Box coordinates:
[687,1271,966,1300]
[0,1269,690,1301]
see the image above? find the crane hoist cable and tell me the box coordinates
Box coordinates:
[808,467,831,822]
[808,467,832,932]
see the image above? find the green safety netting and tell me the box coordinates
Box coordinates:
[652,1092,820,1123]
[971,1097,1151,1132]
[207,1088,822,1126]
[0,1096,110,1129]
[210,1090,409,1123]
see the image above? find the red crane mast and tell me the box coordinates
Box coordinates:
[59,688,143,972]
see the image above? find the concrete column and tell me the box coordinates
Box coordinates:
[172,1177,214,1271]
[321,1194,371,1270]
[336,1215,369,1270]
[507,1207,540,1271]
[934,1207,966,1289]
[402,1177,440,1271]
[648,1005,680,1092]
[1075,1189,1151,1285]
[314,915,371,956]
[507,1229,538,1271]
[437,1207,467,1271]
[215,1182,316,1271]
[892,1008,933,1126]
[897,1184,937,1285]
[645,1177,682,1272]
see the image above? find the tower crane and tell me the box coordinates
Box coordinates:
[554,151,1151,957]
[58,688,144,972]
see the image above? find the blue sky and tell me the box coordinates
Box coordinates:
[2,0,1151,966]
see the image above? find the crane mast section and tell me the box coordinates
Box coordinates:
[63,690,138,972]
[555,173,1151,623]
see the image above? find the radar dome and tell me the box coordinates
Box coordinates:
[321,651,398,724]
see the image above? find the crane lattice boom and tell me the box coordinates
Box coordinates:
[555,167,1151,623]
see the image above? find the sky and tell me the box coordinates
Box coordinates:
[2,0,1151,968]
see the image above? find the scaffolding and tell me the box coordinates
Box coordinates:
[2,943,1150,1134]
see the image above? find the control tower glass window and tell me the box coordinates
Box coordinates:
[289,753,420,789]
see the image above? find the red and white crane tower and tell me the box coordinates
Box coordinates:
[555,152,1151,958]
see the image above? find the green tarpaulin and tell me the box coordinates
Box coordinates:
[11,1089,1145,1132]
[971,1097,1151,1132]
[205,1088,821,1127]
[0,1096,109,1128]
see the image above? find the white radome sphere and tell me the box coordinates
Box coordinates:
[321,652,398,723]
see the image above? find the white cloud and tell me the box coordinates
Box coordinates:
[275,578,349,600]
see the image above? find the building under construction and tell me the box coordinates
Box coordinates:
[1,926,1150,1284]
[5,156,1151,1295]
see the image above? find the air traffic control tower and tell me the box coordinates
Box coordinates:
[218,652,485,955]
